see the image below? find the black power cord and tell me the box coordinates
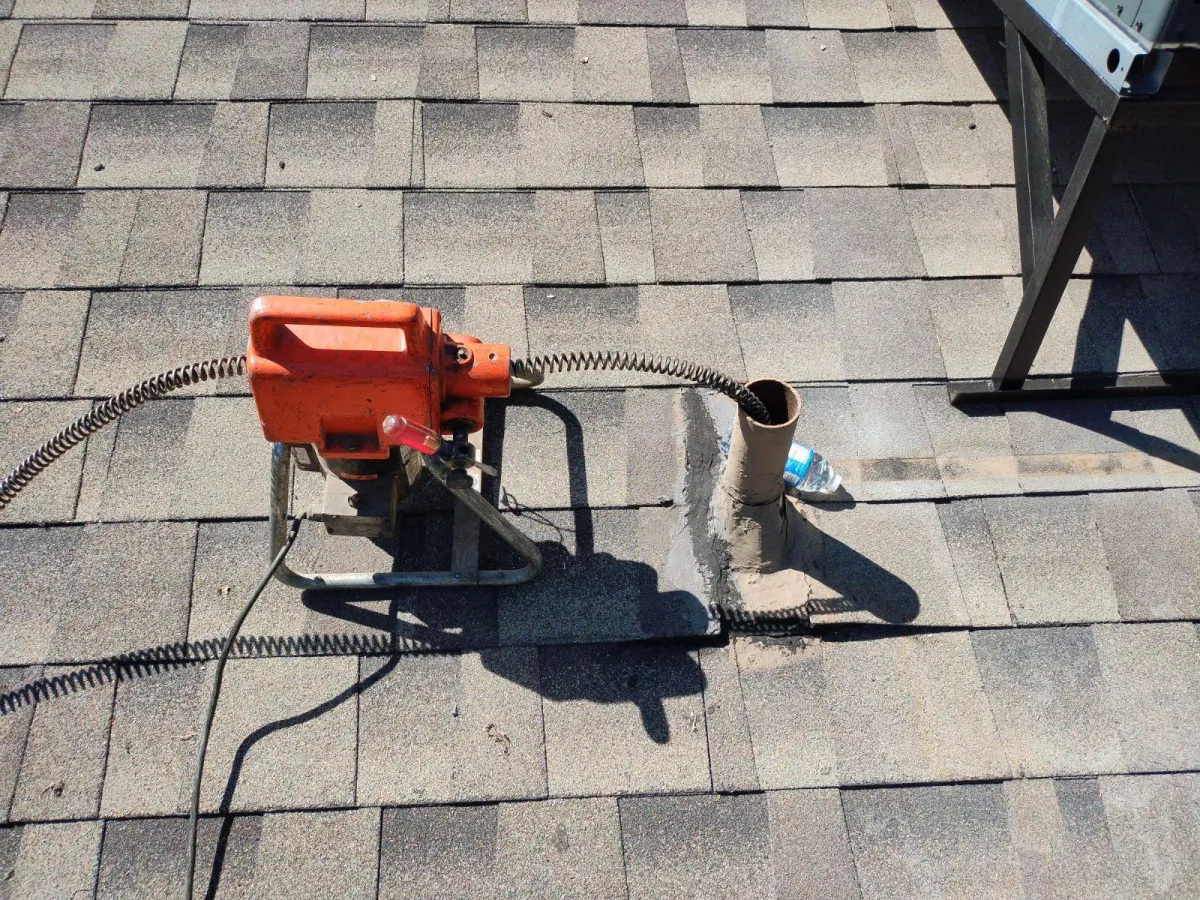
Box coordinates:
[183,514,304,900]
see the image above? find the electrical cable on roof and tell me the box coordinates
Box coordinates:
[183,513,304,900]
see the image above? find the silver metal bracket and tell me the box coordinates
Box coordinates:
[268,442,542,589]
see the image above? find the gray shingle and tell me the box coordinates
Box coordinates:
[188,519,403,648]
[579,0,686,23]
[99,810,379,900]
[0,522,194,665]
[1076,187,1159,275]
[1093,622,1200,772]
[1006,400,1161,493]
[195,656,358,813]
[93,0,191,13]
[1070,277,1165,374]
[972,626,1125,777]
[939,28,1006,102]
[937,498,1012,628]
[766,29,859,103]
[498,389,682,508]
[267,101,413,187]
[1111,400,1200,489]
[1131,185,1200,274]
[0,102,88,188]
[733,637,838,789]
[0,401,89,524]
[540,642,709,795]
[926,276,1015,380]
[533,189,605,283]
[478,25,573,100]
[844,31,948,103]
[808,188,925,279]
[198,190,306,284]
[232,23,310,100]
[824,631,1008,785]
[519,103,642,187]
[915,385,1019,496]
[596,190,655,282]
[764,106,889,187]
[1092,491,1200,622]
[620,794,773,899]
[379,805,501,899]
[202,189,404,285]
[1140,275,1200,370]
[76,397,271,520]
[845,382,943,501]
[524,283,744,387]
[574,25,653,101]
[697,643,758,793]
[906,189,1019,277]
[888,105,991,186]
[10,665,113,822]
[768,789,861,900]
[358,649,546,804]
[7,22,185,100]
[418,23,479,99]
[381,798,627,899]
[0,821,102,898]
[747,0,808,24]
[794,385,857,465]
[833,280,945,379]
[809,0,889,26]
[423,102,519,187]
[191,0,366,15]
[646,26,689,102]
[812,501,969,625]
[493,505,715,645]
[730,283,844,382]
[206,104,273,187]
[634,106,702,187]
[118,190,206,286]
[0,666,39,822]
[446,0,521,19]
[405,190,533,283]
[101,663,210,818]
[676,28,770,103]
[740,189,813,281]
[1102,773,1200,899]
[983,495,1118,625]
[649,189,756,281]
[494,797,627,898]
[843,783,1025,900]
[0,191,122,288]
[0,290,89,399]
[173,25,247,100]
[308,25,423,99]
[1006,778,1127,900]
[698,104,776,187]
[686,0,748,25]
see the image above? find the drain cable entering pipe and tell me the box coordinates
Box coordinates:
[183,513,304,900]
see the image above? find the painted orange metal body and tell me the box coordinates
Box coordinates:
[247,295,511,459]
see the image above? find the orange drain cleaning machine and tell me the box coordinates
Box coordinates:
[246,294,542,590]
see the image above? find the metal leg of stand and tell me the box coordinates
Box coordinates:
[1007,18,1054,286]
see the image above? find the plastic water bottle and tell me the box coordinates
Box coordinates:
[719,430,842,495]
[781,441,842,495]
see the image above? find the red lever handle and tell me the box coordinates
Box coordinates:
[382,415,443,455]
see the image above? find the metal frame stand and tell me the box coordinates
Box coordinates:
[949,5,1200,405]
[267,443,542,590]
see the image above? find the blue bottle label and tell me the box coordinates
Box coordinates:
[782,444,814,489]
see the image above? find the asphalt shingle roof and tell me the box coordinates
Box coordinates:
[1,0,1199,897]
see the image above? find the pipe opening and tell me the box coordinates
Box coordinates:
[745,379,800,430]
